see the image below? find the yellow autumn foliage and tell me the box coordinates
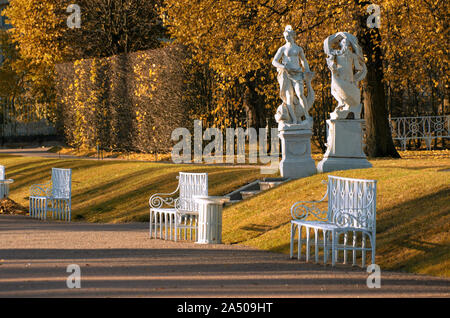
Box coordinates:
[163,0,448,131]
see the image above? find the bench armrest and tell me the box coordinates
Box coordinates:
[149,184,180,209]
[291,201,328,221]
[30,181,52,197]
[290,186,328,221]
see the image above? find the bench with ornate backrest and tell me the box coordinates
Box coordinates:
[29,168,72,221]
[149,172,208,241]
[290,175,377,267]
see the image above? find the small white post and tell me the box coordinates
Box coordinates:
[194,196,230,244]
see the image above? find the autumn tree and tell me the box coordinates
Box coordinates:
[162,0,340,129]
[162,0,447,156]
[3,0,165,107]
[3,0,68,105]
[382,0,449,117]
[0,30,24,101]
[352,0,400,157]
[66,0,165,58]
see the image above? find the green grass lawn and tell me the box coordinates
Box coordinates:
[1,153,449,278]
[222,156,450,278]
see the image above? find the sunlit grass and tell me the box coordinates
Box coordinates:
[222,154,450,278]
[2,151,449,277]
[1,154,274,223]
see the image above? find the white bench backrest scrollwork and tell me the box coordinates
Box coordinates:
[327,175,377,231]
[51,168,72,199]
[178,172,208,213]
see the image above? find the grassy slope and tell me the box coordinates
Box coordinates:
[1,154,273,223]
[2,153,449,277]
[222,157,450,277]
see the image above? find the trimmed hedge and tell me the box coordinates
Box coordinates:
[55,45,193,154]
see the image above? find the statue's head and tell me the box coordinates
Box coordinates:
[283,25,296,42]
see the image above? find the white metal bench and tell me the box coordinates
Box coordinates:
[290,175,377,267]
[0,165,14,199]
[29,168,72,221]
[149,172,208,241]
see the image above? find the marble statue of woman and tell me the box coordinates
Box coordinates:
[272,25,315,127]
[324,32,367,119]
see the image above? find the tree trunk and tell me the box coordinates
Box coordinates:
[243,76,265,129]
[355,1,400,158]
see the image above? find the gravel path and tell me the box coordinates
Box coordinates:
[0,215,449,298]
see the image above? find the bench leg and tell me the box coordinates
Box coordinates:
[149,210,153,238]
[29,198,33,218]
[159,212,163,239]
[314,228,319,264]
[169,213,173,240]
[290,223,296,259]
[164,213,168,240]
[298,225,303,261]
[371,233,376,266]
[343,232,348,265]
[174,216,178,242]
[305,227,310,263]
[362,234,366,268]
[331,231,336,266]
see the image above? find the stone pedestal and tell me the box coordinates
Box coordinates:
[194,196,230,244]
[317,119,372,173]
[278,125,317,179]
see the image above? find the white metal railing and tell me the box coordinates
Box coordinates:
[1,99,56,137]
[389,116,450,151]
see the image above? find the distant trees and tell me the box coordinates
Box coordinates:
[1,0,447,155]
[2,0,165,117]
[2,0,66,106]
[56,46,193,154]
[0,30,24,101]
[66,0,166,58]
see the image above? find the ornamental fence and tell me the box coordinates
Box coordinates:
[389,115,449,150]
[0,99,56,139]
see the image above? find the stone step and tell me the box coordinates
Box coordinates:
[224,200,241,207]
[240,190,261,200]
[224,178,288,203]
[259,181,283,191]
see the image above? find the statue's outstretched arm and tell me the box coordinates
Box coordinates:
[272,47,285,69]
[326,54,337,72]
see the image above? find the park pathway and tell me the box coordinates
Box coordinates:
[0,215,449,297]
[0,147,81,159]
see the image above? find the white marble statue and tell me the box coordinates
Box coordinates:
[273,25,315,128]
[324,32,367,119]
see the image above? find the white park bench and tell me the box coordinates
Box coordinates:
[0,165,14,199]
[149,172,208,241]
[290,175,377,267]
[29,168,72,221]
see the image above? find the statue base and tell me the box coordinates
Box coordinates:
[278,124,316,179]
[317,119,372,173]
[330,104,362,120]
